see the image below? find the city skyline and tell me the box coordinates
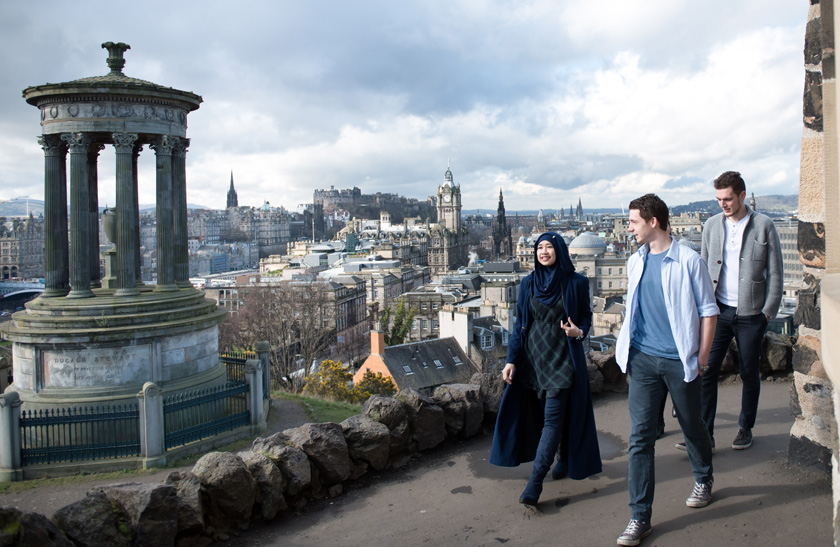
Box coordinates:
[0,1,806,212]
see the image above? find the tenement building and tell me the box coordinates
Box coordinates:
[0,215,44,280]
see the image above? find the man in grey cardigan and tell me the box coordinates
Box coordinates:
[679,171,783,452]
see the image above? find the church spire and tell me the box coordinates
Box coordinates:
[226,170,239,208]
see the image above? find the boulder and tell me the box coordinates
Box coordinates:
[432,384,483,438]
[164,471,205,535]
[240,451,287,520]
[283,423,351,485]
[0,507,73,547]
[587,347,623,385]
[53,491,131,547]
[260,443,311,497]
[395,388,446,451]
[469,372,505,422]
[363,395,411,457]
[192,452,256,533]
[587,361,604,394]
[340,414,391,471]
[251,432,287,454]
[763,331,793,372]
[97,482,178,547]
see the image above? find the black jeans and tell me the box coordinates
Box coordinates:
[700,302,768,436]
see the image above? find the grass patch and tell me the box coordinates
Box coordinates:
[0,468,158,495]
[272,391,362,424]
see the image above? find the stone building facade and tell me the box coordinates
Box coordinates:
[0,216,44,280]
[428,166,468,275]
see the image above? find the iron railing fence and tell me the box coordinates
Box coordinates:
[163,381,249,450]
[219,350,256,385]
[19,404,140,466]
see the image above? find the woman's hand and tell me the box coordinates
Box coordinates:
[561,318,583,339]
[502,363,515,384]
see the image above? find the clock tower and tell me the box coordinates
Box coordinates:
[436,165,462,232]
[429,163,468,275]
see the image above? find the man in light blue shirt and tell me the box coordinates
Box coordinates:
[614,194,719,547]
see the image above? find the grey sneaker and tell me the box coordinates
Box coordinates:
[675,437,715,452]
[685,480,713,508]
[617,519,652,546]
[732,428,753,450]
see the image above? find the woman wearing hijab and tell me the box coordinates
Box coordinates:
[490,232,602,505]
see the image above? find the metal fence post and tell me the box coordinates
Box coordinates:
[0,391,22,481]
[256,340,271,397]
[245,359,264,427]
[138,382,166,468]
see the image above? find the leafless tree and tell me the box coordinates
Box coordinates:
[220,281,335,392]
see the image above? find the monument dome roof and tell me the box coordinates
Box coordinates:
[23,42,202,111]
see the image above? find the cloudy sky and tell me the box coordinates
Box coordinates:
[0,1,808,213]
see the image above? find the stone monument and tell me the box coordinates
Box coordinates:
[0,42,228,410]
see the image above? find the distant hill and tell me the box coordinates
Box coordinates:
[465,194,798,217]
[670,194,797,215]
[0,198,210,218]
[0,198,44,217]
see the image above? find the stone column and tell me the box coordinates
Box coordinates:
[173,138,190,287]
[245,359,265,427]
[151,136,177,291]
[137,382,166,468]
[38,135,69,297]
[133,144,143,286]
[113,133,140,296]
[256,340,271,397]
[0,391,22,482]
[87,144,104,288]
[62,132,94,298]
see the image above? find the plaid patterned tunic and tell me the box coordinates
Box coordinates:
[522,294,574,398]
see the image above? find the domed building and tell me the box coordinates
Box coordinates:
[568,232,607,257]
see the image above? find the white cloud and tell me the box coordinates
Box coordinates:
[0,0,808,213]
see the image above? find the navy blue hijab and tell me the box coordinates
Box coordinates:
[532,232,575,308]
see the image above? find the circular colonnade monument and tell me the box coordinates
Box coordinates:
[0,43,228,409]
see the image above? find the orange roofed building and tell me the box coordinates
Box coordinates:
[354,328,477,395]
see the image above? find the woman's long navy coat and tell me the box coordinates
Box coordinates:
[489,272,602,480]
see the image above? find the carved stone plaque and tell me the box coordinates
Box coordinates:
[44,345,152,388]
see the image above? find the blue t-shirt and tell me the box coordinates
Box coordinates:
[631,249,680,359]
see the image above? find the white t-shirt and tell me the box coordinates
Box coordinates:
[716,214,749,306]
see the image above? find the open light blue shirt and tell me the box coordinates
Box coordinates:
[616,237,719,382]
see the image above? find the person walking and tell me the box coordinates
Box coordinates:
[682,171,783,451]
[489,232,602,506]
[615,194,719,546]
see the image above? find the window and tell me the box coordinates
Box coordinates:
[453,355,462,365]
[431,302,439,310]
[422,361,429,368]
[421,302,428,310]
[481,334,494,350]
[434,360,444,368]
[431,319,439,330]
[420,319,428,330]
[402,364,413,374]
[502,330,510,345]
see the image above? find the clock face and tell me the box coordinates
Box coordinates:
[443,194,451,203]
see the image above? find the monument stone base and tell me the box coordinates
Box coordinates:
[0,286,228,410]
